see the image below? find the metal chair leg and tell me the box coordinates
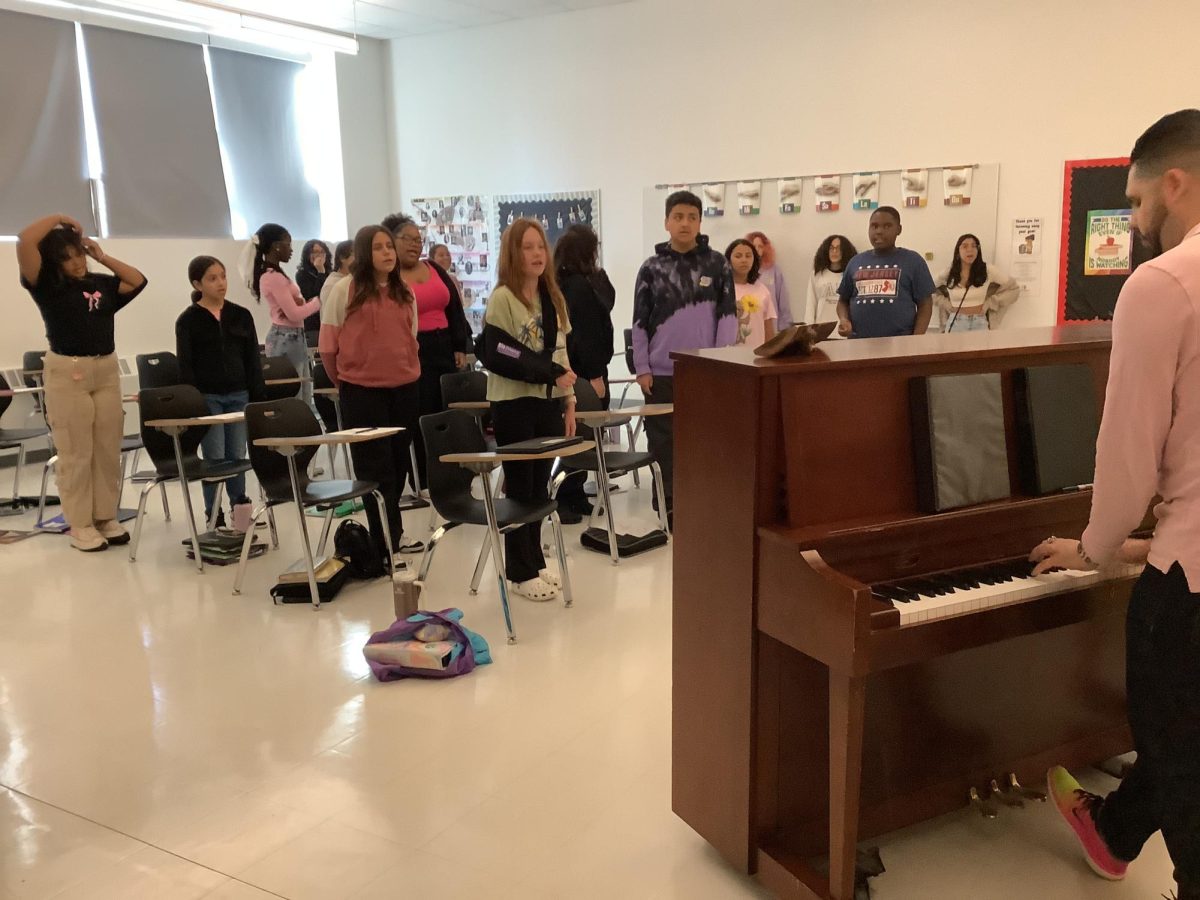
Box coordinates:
[284,452,321,609]
[129,481,156,561]
[159,481,171,521]
[551,511,573,609]
[232,505,268,595]
[373,489,396,578]
[11,443,23,503]
[594,442,620,565]
[316,507,335,557]
[418,525,447,581]
[206,481,226,532]
[267,506,279,549]
[36,454,57,527]
[476,468,516,643]
[651,461,670,536]
[118,449,129,509]
[469,538,490,595]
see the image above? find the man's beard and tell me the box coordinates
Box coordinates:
[1135,208,1168,259]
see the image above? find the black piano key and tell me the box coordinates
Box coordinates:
[906,578,949,597]
[875,585,915,604]
[947,570,981,589]
[926,574,964,593]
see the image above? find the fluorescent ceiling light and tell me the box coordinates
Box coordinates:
[15,0,206,30]
[92,0,240,28]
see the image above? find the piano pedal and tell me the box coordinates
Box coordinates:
[969,786,999,819]
[1008,772,1048,803]
[989,778,1024,808]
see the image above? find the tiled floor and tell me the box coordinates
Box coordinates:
[0,466,1180,899]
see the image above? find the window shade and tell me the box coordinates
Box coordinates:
[206,47,321,238]
[82,25,231,237]
[0,10,96,235]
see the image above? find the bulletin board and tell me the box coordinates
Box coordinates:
[641,166,1000,325]
[1058,158,1148,322]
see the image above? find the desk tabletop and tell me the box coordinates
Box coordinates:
[441,440,594,465]
[254,426,402,448]
[312,387,339,396]
[264,376,312,385]
[577,403,673,421]
[146,412,245,428]
[0,386,45,397]
[448,400,489,410]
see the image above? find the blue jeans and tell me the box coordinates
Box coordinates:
[200,390,249,518]
[265,324,315,412]
[943,313,989,333]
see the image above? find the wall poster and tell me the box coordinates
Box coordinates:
[852,172,880,210]
[737,181,761,215]
[778,178,802,213]
[902,169,929,208]
[1084,209,1133,276]
[702,183,726,217]
[943,167,974,206]
[814,175,840,212]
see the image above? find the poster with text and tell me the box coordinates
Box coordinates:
[852,172,880,210]
[496,193,599,252]
[702,183,726,217]
[778,178,801,213]
[1011,217,1043,302]
[902,169,929,208]
[1084,209,1133,275]
[814,175,840,212]
[943,167,974,206]
[737,181,761,215]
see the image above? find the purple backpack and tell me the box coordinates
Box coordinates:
[363,608,491,682]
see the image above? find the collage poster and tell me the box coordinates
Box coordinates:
[943,167,974,206]
[497,195,596,250]
[778,178,801,213]
[902,169,929,208]
[737,181,761,215]
[409,194,493,329]
[1084,209,1133,276]
[814,175,840,212]
[852,172,880,210]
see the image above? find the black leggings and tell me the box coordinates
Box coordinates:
[411,327,458,490]
[338,380,419,553]
[490,396,563,583]
[1097,563,1200,896]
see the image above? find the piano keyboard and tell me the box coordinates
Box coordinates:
[872,558,1145,626]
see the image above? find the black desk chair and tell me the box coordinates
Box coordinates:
[129,385,253,565]
[440,370,493,444]
[233,398,393,608]
[0,372,50,516]
[559,378,669,563]
[136,351,182,390]
[417,411,571,603]
[260,355,302,403]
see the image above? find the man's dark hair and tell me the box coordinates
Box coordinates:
[872,206,901,225]
[665,190,702,217]
[1130,109,1200,176]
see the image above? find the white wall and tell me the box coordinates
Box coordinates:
[0,36,395,373]
[386,0,1199,339]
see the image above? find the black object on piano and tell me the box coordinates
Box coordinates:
[909,372,1010,513]
[1013,364,1099,495]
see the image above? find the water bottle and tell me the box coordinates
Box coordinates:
[392,567,423,620]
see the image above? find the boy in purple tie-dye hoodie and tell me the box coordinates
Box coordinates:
[632,190,737,523]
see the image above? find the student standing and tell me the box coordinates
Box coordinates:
[387,215,472,488]
[319,240,354,305]
[176,256,265,530]
[251,223,319,411]
[633,191,737,524]
[319,225,424,560]
[747,231,794,329]
[295,239,332,342]
[836,207,935,338]
[429,243,464,296]
[933,234,1020,332]
[726,238,777,346]
[806,235,857,335]
[479,219,577,602]
[1030,109,1200,900]
[15,214,147,552]
[554,223,616,520]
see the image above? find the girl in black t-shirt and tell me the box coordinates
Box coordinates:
[16,214,147,552]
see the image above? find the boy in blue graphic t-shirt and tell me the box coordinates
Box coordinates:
[836,206,936,338]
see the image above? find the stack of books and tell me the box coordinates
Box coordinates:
[182,529,266,565]
[276,555,345,584]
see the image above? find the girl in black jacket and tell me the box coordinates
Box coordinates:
[176,255,265,527]
[296,239,332,340]
[554,225,615,516]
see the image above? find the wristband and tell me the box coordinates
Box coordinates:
[1077,540,1099,569]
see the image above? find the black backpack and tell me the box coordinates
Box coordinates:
[334,520,384,579]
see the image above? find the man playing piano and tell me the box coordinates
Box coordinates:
[1031,109,1200,900]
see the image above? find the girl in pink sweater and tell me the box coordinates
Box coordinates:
[250,223,320,410]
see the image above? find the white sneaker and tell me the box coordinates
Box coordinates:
[511,576,559,602]
[69,526,108,552]
[538,568,562,588]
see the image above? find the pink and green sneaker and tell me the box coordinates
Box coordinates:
[1047,766,1129,880]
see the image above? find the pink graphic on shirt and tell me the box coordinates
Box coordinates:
[83,291,102,311]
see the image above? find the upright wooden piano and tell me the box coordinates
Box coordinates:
[670,325,1142,900]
